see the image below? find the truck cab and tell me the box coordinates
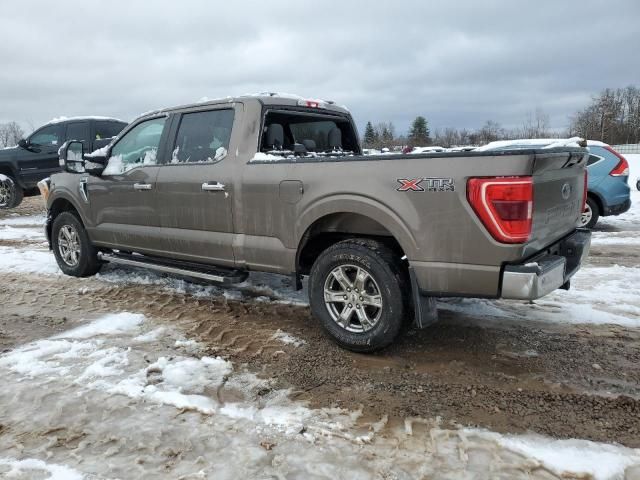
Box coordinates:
[0,117,127,209]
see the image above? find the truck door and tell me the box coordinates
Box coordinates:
[154,106,237,267]
[19,123,64,186]
[86,116,169,252]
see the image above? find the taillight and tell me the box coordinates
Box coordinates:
[582,170,588,212]
[467,177,533,244]
[606,146,629,176]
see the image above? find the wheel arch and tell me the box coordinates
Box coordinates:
[295,198,418,275]
[587,190,604,215]
[47,194,89,243]
[0,164,21,186]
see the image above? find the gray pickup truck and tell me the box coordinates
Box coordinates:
[40,94,591,351]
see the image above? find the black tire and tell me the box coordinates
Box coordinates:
[580,197,599,229]
[52,211,102,277]
[308,238,408,352]
[0,174,24,209]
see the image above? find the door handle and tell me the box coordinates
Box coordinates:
[133,183,153,191]
[201,182,226,192]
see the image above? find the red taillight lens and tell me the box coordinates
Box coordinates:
[467,177,533,244]
[606,146,629,176]
[582,170,588,212]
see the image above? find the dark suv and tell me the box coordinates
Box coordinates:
[0,117,127,208]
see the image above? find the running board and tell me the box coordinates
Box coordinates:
[97,252,249,285]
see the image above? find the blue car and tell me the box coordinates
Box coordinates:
[580,141,630,228]
[477,139,631,228]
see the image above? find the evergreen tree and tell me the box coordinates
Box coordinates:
[408,116,431,146]
[363,121,378,147]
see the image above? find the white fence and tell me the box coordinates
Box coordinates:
[612,144,640,154]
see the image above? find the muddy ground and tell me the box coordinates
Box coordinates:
[1,197,640,449]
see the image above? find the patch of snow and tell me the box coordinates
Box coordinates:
[0,173,9,182]
[47,115,125,125]
[271,329,306,347]
[54,312,145,339]
[0,214,46,226]
[0,225,45,241]
[542,136,586,149]
[250,152,293,162]
[591,231,640,245]
[0,457,85,480]
[0,246,59,275]
[85,145,110,157]
[495,433,640,480]
[133,327,166,343]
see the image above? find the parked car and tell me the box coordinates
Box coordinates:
[41,94,590,352]
[477,139,631,228]
[0,117,127,208]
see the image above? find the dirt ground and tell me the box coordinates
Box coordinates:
[1,197,640,449]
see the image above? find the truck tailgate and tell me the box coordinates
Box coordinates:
[527,150,588,255]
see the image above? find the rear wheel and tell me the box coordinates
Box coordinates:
[578,197,599,229]
[52,211,102,277]
[309,239,407,352]
[0,174,24,209]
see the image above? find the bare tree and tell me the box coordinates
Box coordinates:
[569,86,640,144]
[520,108,551,138]
[0,122,25,148]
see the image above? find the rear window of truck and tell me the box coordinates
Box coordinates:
[260,110,359,158]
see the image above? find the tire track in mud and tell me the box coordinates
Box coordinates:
[2,271,640,447]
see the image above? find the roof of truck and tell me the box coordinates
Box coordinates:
[139,93,351,120]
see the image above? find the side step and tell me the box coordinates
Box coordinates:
[97,252,249,285]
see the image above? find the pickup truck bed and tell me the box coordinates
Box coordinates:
[43,94,591,352]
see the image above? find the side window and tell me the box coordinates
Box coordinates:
[65,122,91,146]
[587,154,603,166]
[95,121,125,140]
[171,109,234,164]
[29,124,63,147]
[103,117,166,175]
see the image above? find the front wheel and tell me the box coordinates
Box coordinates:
[578,197,599,229]
[0,174,24,209]
[308,239,407,352]
[52,211,102,277]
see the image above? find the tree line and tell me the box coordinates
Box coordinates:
[363,109,555,149]
[569,86,640,145]
[363,84,640,148]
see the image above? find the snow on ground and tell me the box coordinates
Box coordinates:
[271,329,307,347]
[0,225,45,241]
[1,313,638,478]
[441,262,640,328]
[0,457,84,480]
[0,213,46,226]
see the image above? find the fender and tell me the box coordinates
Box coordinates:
[296,193,420,259]
[47,183,93,228]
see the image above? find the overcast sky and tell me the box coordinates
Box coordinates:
[1,0,639,136]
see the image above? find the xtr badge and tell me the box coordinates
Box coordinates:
[397,177,455,192]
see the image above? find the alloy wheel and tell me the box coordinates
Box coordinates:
[57,224,81,267]
[579,203,592,227]
[323,264,383,333]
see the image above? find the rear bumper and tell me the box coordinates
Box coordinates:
[500,229,591,300]
[603,198,631,216]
